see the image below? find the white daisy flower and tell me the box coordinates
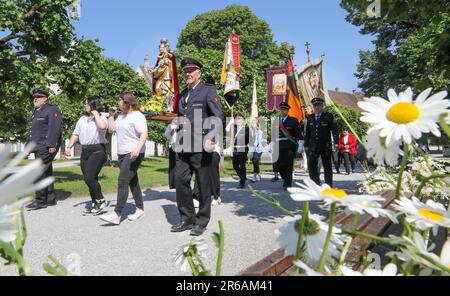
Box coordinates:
[393,197,450,231]
[340,263,401,276]
[275,215,302,257]
[358,88,450,146]
[388,232,450,273]
[365,130,402,167]
[0,199,31,243]
[0,145,53,242]
[173,237,208,272]
[275,213,345,267]
[288,179,397,222]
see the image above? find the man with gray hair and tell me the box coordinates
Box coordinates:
[26,89,62,210]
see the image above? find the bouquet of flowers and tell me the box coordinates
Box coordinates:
[140,95,164,115]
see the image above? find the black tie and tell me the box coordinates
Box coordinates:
[184,88,192,107]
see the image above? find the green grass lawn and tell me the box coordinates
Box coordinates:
[54,156,275,199]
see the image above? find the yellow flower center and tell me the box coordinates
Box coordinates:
[386,102,420,124]
[418,209,444,221]
[322,189,347,199]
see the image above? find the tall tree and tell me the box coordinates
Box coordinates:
[341,0,450,96]
[175,5,293,119]
[0,0,102,141]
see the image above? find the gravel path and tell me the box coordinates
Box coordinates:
[0,169,365,276]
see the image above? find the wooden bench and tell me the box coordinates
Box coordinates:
[239,190,397,276]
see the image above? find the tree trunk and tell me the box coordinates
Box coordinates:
[154,142,159,157]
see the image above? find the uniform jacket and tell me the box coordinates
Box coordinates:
[276,116,301,150]
[176,82,223,153]
[339,133,357,154]
[233,125,250,154]
[26,103,62,151]
[304,112,338,153]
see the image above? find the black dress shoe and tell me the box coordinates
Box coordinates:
[171,222,194,232]
[190,225,206,236]
[26,202,47,210]
[47,200,57,206]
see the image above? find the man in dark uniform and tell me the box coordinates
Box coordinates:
[171,58,222,236]
[26,89,62,210]
[304,98,339,187]
[230,113,250,189]
[273,102,301,191]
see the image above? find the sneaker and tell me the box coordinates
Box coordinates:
[193,199,200,208]
[99,211,121,225]
[249,176,256,183]
[212,197,222,206]
[256,175,262,182]
[271,177,280,182]
[83,202,95,215]
[90,200,110,216]
[128,208,145,221]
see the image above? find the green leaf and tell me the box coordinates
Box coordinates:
[0,241,20,264]
[212,233,220,249]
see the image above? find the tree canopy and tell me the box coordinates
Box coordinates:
[175,5,294,119]
[0,1,155,142]
[341,0,450,96]
[0,0,103,141]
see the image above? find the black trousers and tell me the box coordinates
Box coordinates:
[278,148,295,188]
[211,152,221,198]
[115,153,144,214]
[168,148,177,189]
[175,152,212,227]
[308,150,333,187]
[80,144,107,203]
[34,148,57,204]
[342,153,356,173]
[192,152,220,199]
[232,152,247,186]
[332,150,342,173]
[252,152,262,174]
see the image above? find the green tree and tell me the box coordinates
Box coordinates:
[53,57,152,139]
[341,0,450,96]
[175,5,293,120]
[327,105,369,141]
[0,0,103,141]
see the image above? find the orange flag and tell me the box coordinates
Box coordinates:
[287,55,304,122]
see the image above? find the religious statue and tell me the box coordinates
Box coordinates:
[152,38,177,113]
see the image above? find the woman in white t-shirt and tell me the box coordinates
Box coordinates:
[65,96,109,215]
[99,92,148,225]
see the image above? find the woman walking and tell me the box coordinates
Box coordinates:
[65,96,109,215]
[99,92,148,225]
[339,127,357,174]
[249,118,263,182]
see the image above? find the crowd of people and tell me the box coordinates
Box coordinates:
[24,57,365,236]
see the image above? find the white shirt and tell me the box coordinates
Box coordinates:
[73,115,108,145]
[185,81,201,104]
[344,134,350,152]
[115,111,147,155]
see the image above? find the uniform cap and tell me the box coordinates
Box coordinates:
[279,102,290,110]
[181,58,203,71]
[311,97,325,105]
[32,88,50,98]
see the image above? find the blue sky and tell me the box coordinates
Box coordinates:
[73,0,374,92]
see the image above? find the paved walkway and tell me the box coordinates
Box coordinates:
[0,169,366,276]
